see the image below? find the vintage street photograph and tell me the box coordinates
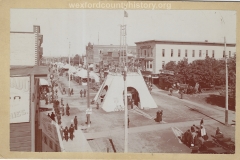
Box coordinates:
[10,8,236,153]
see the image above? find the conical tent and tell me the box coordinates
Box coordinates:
[94,71,157,112]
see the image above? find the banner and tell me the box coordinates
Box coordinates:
[10,76,30,123]
[40,112,59,145]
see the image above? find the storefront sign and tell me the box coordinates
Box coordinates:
[10,76,30,123]
[151,74,159,78]
[160,70,174,75]
[40,112,59,145]
[140,45,151,49]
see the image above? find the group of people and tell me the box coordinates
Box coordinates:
[181,119,208,149]
[60,116,78,141]
[169,82,202,96]
[80,89,87,98]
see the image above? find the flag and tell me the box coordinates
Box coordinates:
[124,10,128,17]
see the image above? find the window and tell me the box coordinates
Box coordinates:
[185,50,188,57]
[162,61,165,69]
[178,49,181,57]
[150,64,152,68]
[144,50,146,57]
[212,50,215,58]
[206,50,208,57]
[162,49,165,57]
[151,48,153,57]
[49,140,53,149]
[171,49,173,57]
[229,51,231,57]
[223,51,225,58]
[199,50,202,57]
[192,50,195,57]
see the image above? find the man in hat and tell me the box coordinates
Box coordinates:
[63,126,69,141]
[80,90,83,98]
[74,116,78,130]
[50,112,55,121]
[69,124,75,140]
[83,89,86,97]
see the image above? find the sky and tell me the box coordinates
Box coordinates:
[10,9,236,57]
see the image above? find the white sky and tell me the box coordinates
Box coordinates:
[10,9,236,57]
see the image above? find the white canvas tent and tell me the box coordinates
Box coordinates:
[94,71,157,112]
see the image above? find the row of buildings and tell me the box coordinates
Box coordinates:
[85,40,236,82]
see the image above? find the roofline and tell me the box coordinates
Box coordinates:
[135,40,236,47]
[10,31,34,34]
[89,45,136,48]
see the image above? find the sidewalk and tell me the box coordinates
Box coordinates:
[57,75,93,152]
[40,72,93,152]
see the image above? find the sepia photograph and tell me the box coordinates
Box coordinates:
[9,7,236,154]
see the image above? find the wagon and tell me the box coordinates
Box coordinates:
[211,134,235,154]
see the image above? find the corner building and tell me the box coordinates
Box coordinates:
[135,40,236,82]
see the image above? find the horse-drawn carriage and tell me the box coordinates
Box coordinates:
[211,134,235,154]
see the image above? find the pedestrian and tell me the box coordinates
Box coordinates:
[60,126,64,140]
[66,103,70,116]
[50,112,55,121]
[128,115,130,128]
[69,124,74,140]
[63,126,69,141]
[45,96,48,105]
[57,114,61,125]
[80,90,83,98]
[216,127,222,135]
[131,100,134,109]
[63,88,66,94]
[74,116,78,130]
[61,98,63,105]
[47,113,51,118]
[62,105,65,116]
[96,102,99,109]
[71,88,73,95]
[83,89,86,97]
[200,118,204,126]
[159,110,163,122]
[169,87,173,96]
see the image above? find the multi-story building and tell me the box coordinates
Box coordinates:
[85,42,137,71]
[135,40,236,83]
[10,25,43,66]
[10,25,52,152]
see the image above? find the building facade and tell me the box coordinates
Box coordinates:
[85,43,137,71]
[10,25,50,152]
[10,25,43,66]
[135,40,236,75]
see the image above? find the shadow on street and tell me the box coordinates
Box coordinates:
[205,95,235,111]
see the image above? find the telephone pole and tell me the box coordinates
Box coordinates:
[224,37,228,125]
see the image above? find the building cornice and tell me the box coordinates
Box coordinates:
[135,40,236,47]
